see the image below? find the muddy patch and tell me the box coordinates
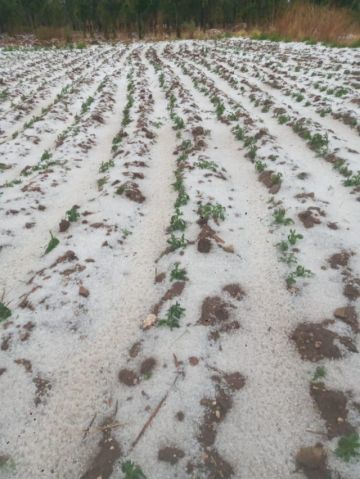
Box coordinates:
[128,341,142,359]
[199,296,232,326]
[15,358,32,373]
[81,416,122,479]
[118,368,139,387]
[33,375,52,406]
[222,284,245,301]
[310,383,355,438]
[291,322,357,361]
[334,306,359,332]
[140,357,156,376]
[327,251,351,270]
[259,170,281,194]
[343,281,360,301]
[298,207,325,228]
[158,446,185,465]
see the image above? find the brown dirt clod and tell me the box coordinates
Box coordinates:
[158,447,185,465]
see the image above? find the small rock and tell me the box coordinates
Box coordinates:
[189,356,199,366]
[79,286,90,298]
[142,314,157,330]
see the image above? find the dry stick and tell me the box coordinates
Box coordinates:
[128,372,180,454]
[82,413,97,440]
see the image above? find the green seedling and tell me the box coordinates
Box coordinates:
[97,177,108,191]
[310,132,329,155]
[232,125,244,140]
[312,366,326,382]
[278,114,290,125]
[281,252,297,265]
[195,160,217,172]
[271,172,283,185]
[172,115,185,130]
[344,173,360,187]
[287,265,313,285]
[170,263,187,281]
[255,160,266,173]
[273,209,294,226]
[122,229,132,237]
[335,433,360,462]
[288,229,303,246]
[198,203,226,222]
[40,150,52,162]
[170,209,186,232]
[45,232,60,255]
[81,96,94,115]
[158,302,185,330]
[99,160,114,173]
[0,303,11,321]
[122,460,146,479]
[278,240,289,252]
[66,206,80,222]
[175,191,190,208]
[167,234,187,250]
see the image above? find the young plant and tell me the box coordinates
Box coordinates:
[121,460,146,479]
[99,160,114,173]
[170,263,187,281]
[0,303,11,321]
[273,209,294,226]
[170,209,186,232]
[66,206,80,222]
[45,232,60,255]
[40,150,52,162]
[175,191,190,208]
[287,265,313,285]
[158,302,185,330]
[97,177,108,191]
[288,230,303,246]
[198,203,226,222]
[233,125,244,141]
[255,160,266,173]
[335,433,360,462]
[167,234,187,250]
[195,160,217,172]
[312,366,326,382]
[271,172,283,185]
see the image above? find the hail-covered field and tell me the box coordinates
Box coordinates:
[0,38,359,479]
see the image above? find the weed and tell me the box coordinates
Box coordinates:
[66,206,80,222]
[172,115,185,130]
[335,433,360,462]
[312,366,326,382]
[158,302,185,330]
[45,232,60,255]
[288,230,303,245]
[278,240,289,252]
[281,252,297,265]
[0,303,11,321]
[198,203,226,222]
[121,460,146,479]
[170,263,187,281]
[248,144,257,160]
[273,209,294,226]
[167,234,187,250]
[170,209,186,232]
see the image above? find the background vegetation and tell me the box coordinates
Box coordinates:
[0,0,359,43]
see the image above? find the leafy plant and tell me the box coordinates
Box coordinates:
[167,234,187,250]
[195,160,217,172]
[335,433,360,462]
[310,132,329,155]
[0,303,11,321]
[288,229,303,245]
[81,96,94,114]
[344,173,360,187]
[97,177,108,191]
[273,209,294,226]
[170,263,187,281]
[170,209,186,232]
[312,366,326,382]
[175,191,190,208]
[99,159,114,173]
[233,125,244,141]
[66,206,80,222]
[198,203,226,222]
[287,265,313,285]
[255,160,266,173]
[271,172,283,185]
[122,460,146,479]
[45,232,60,254]
[278,114,290,125]
[40,150,52,162]
[158,302,185,330]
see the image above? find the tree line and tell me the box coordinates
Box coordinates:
[0,0,358,37]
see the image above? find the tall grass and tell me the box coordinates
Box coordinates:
[272,1,360,45]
